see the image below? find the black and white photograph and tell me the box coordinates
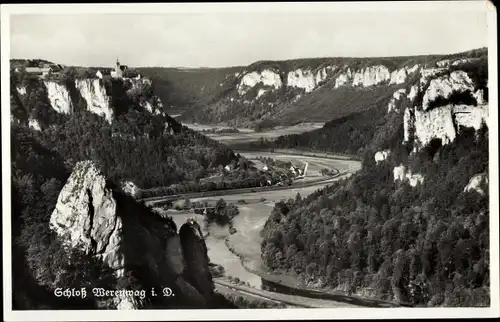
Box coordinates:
[1,1,499,321]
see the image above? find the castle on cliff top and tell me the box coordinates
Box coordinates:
[110,58,128,79]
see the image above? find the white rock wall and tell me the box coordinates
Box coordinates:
[237,70,282,95]
[75,79,113,123]
[44,81,73,114]
[422,71,475,111]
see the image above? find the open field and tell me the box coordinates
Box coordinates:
[181,122,255,133]
[184,122,326,146]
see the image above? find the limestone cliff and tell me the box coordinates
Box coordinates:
[386,64,487,187]
[49,161,216,309]
[44,81,73,114]
[11,75,165,127]
[180,48,486,127]
[75,79,113,123]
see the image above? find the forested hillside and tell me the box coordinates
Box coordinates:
[259,48,490,307]
[10,68,239,189]
[261,125,489,306]
[139,66,244,116]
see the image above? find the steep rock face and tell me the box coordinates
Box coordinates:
[49,161,216,309]
[237,70,282,95]
[286,66,337,92]
[437,58,471,68]
[464,173,488,195]
[389,64,420,85]
[352,65,391,87]
[75,79,113,123]
[334,64,420,88]
[49,161,123,269]
[407,85,419,102]
[404,104,488,147]
[334,67,353,88]
[422,71,475,110]
[44,81,73,114]
[287,69,316,92]
[179,219,214,301]
[387,88,407,113]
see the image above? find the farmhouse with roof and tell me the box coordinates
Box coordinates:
[22,63,63,76]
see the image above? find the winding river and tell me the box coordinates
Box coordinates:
[153,151,362,291]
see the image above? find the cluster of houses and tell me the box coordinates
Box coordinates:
[259,162,308,186]
[13,58,140,81]
[14,63,64,76]
[289,163,308,178]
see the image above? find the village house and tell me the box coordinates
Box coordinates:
[24,63,62,76]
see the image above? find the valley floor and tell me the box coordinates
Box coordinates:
[153,149,365,308]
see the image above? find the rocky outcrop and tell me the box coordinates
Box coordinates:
[286,66,337,92]
[437,58,471,68]
[334,67,353,88]
[464,173,488,195]
[387,88,407,113]
[179,219,214,301]
[335,65,392,88]
[75,79,113,123]
[422,71,475,111]
[352,65,391,87]
[407,85,419,102]
[237,70,282,95]
[120,181,139,198]
[44,81,73,114]
[334,64,421,89]
[393,165,424,187]
[49,161,216,309]
[375,150,391,163]
[390,65,420,85]
[404,104,488,148]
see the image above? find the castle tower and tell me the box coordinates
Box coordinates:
[115,58,122,78]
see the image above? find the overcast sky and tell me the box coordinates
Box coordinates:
[9,5,490,68]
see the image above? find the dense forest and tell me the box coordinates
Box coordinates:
[261,124,489,307]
